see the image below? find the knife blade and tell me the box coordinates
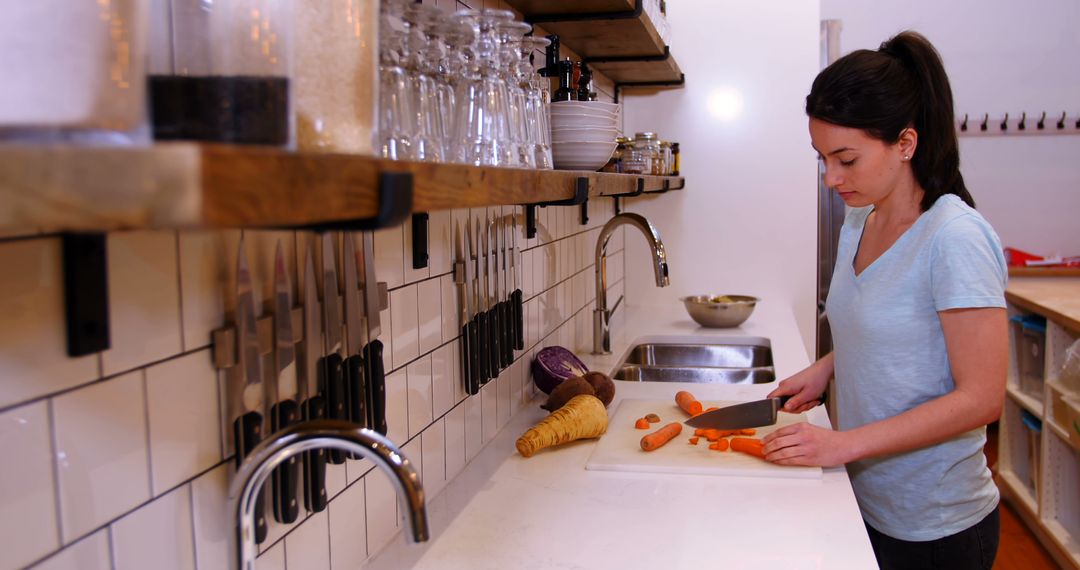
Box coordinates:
[320,234,349,464]
[683,396,792,430]
[455,220,479,395]
[511,215,524,351]
[299,240,327,513]
[232,240,268,543]
[498,217,513,366]
[360,232,387,435]
[342,233,368,435]
[472,218,490,385]
[269,242,300,524]
[483,216,501,380]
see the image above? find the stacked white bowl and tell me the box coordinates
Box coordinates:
[549,100,621,171]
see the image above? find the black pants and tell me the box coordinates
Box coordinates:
[865,505,1000,570]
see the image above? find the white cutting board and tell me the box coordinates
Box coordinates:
[586,398,822,479]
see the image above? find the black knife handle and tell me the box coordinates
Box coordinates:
[364,340,387,436]
[270,400,301,524]
[512,289,524,350]
[345,353,367,460]
[467,319,482,392]
[233,412,267,543]
[488,307,501,379]
[476,311,490,383]
[302,396,328,513]
[461,323,476,395]
[320,354,348,464]
[500,300,513,366]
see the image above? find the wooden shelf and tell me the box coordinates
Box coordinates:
[1008,384,1046,419]
[1006,278,1080,333]
[506,0,636,17]
[0,143,684,233]
[588,50,684,84]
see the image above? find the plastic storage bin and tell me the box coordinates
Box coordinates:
[1011,315,1047,398]
[1065,396,1080,449]
[1021,409,1042,498]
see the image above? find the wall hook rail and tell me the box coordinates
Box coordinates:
[959,111,1080,137]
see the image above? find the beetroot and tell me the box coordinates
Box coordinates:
[531,346,588,394]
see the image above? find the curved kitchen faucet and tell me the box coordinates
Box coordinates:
[228,420,428,569]
[593,213,669,354]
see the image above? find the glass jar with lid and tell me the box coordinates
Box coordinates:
[659,140,673,175]
[602,136,632,173]
[631,132,660,175]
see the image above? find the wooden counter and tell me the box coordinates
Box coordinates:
[1006,277,1080,332]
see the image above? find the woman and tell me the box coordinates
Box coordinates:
[762,31,1008,569]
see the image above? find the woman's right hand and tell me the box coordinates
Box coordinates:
[766,353,834,413]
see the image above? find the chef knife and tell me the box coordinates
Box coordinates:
[342,233,368,460]
[269,242,300,524]
[684,395,793,430]
[483,216,501,380]
[360,231,387,435]
[299,240,328,513]
[511,215,524,350]
[455,220,480,395]
[231,241,268,543]
[497,217,512,368]
[469,219,489,385]
[320,234,349,464]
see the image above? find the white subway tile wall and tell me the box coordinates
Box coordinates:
[3,4,631,565]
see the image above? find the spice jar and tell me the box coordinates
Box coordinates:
[630,132,660,175]
[671,142,680,176]
[151,0,293,146]
[659,140,673,175]
[1,0,149,143]
[602,136,632,173]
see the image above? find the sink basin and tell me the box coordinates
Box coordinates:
[612,338,776,384]
[615,365,776,384]
[622,343,773,368]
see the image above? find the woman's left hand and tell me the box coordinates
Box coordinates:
[761,422,854,467]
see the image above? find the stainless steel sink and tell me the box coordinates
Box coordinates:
[615,365,776,384]
[621,343,773,368]
[612,339,776,384]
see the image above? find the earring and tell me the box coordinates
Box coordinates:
[903,155,910,160]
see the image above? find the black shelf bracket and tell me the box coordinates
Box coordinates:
[62,233,110,357]
[614,73,686,103]
[580,199,589,226]
[304,171,414,232]
[411,212,429,269]
[524,177,590,239]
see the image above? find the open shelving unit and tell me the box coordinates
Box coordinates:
[1000,277,1080,570]
[504,0,685,98]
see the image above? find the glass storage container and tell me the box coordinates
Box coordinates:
[627,132,660,175]
[1,0,149,144]
[659,140,673,175]
[151,0,293,146]
[602,137,632,173]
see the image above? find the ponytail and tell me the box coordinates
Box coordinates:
[806,31,974,211]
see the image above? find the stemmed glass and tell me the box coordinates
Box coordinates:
[402,4,445,162]
[497,20,535,169]
[520,35,553,170]
[450,9,515,167]
[377,1,414,160]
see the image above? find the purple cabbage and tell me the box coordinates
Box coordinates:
[531,346,589,394]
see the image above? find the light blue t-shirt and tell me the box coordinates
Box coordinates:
[825,194,1007,542]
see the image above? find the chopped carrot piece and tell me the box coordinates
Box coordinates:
[704,406,719,413]
[717,438,730,451]
[739,428,757,436]
[694,428,705,437]
[688,437,699,445]
[645,413,661,423]
[676,391,703,416]
[708,442,721,450]
[641,423,683,452]
[730,437,766,458]
[634,417,651,429]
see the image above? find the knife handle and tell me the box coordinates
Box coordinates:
[320,353,348,464]
[461,323,476,395]
[233,412,268,543]
[512,289,524,350]
[302,396,328,513]
[270,399,301,524]
[487,307,501,380]
[364,340,387,436]
[476,311,490,384]
[499,300,511,368]
[345,353,367,460]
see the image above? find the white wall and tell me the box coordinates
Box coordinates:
[820,0,1080,257]
[622,0,822,356]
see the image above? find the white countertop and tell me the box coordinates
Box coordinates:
[367,301,878,570]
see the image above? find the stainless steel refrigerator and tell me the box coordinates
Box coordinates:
[816,19,846,360]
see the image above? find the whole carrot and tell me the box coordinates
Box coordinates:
[641,422,683,452]
[675,391,703,416]
[730,437,765,458]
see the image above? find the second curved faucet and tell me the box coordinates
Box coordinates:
[593,213,669,354]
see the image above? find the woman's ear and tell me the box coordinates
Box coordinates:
[898,127,918,162]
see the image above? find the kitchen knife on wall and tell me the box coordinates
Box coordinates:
[299,241,328,513]
[469,220,489,386]
[269,242,300,524]
[455,221,479,395]
[231,241,268,543]
[360,231,387,435]
[483,216,501,381]
[497,217,512,369]
[511,215,524,350]
[341,233,368,445]
[684,396,793,430]
[320,234,349,464]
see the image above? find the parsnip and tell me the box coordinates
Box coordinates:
[516,394,608,458]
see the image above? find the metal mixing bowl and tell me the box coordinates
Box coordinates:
[681,295,759,328]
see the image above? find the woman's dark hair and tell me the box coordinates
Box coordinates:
[806,31,974,211]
